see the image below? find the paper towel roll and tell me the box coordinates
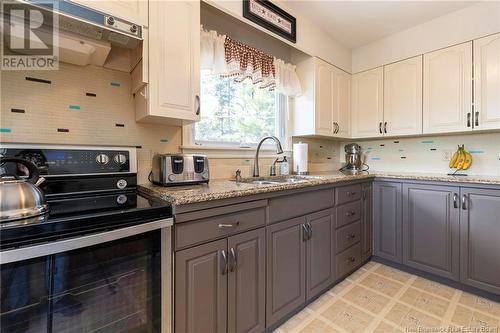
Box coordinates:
[293,142,308,174]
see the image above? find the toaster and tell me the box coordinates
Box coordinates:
[151,154,209,186]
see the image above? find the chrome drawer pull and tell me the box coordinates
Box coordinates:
[347,191,356,196]
[347,256,356,263]
[346,233,356,240]
[220,250,228,275]
[218,222,240,229]
[345,211,356,217]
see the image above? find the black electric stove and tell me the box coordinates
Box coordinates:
[0,144,172,250]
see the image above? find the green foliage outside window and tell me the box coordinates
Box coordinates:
[195,70,277,145]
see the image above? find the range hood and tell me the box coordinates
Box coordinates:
[6,0,143,67]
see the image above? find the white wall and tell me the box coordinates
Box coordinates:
[205,0,352,72]
[352,1,500,73]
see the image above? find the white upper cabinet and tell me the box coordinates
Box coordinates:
[474,33,500,130]
[383,56,423,136]
[315,60,335,136]
[351,67,384,138]
[136,0,200,124]
[332,67,351,137]
[423,42,472,134]
[69,0,148,26]
[294,57,351,138]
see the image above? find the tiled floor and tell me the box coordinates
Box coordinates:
[275,261,500,333]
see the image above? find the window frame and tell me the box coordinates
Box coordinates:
[183,76,291,152]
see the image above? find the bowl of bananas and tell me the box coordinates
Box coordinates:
[448,144,472,176]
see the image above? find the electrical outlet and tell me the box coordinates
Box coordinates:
[442,150,453,161]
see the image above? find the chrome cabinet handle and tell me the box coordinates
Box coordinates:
[347,256,356,263]
[220,250,228,275]
[335,123,339,134]
[302,224,309,242]
[475,111,479,127]
[346,210,356,217]
[379,122,382,134]
[347,191,356,196]
[307,223,312,240]
[453,193,458,209]
[218,222,240,229]
[384,122,387,134]
[229,247,236,272]
[195,95,200,116]
[346,233,356,240]
[462,194,467,210]
[467,112,471,127]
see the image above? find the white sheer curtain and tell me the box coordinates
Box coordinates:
[200,26,302,97]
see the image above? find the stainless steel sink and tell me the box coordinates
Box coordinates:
[235,175,319,185]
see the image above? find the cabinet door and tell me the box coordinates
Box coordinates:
[306,209,335,300]
[423,42,472,134]
[69,0,148,26]
[373,182,402,263]
[228,229,266,333]
[332,67,351,137]
[474,33,500,130]
[460,188,500,294]
[361,183,373,261]
[384,56,423,136]
[147,0,200,123]
[175,239,227,333]
[266,216,307,327]
[315,59,334,136]
[403,184,460,280]
[351,67,384,138]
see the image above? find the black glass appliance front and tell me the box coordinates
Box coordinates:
[1,231,161,333]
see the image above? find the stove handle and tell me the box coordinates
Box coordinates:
[0,218,173,264]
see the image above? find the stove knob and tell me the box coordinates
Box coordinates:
[168,174,175,182]
[117,194,127,204]
[106,16,115,26]
[96,154,110,165]
[114,153,127,165]
[117,179,128,189]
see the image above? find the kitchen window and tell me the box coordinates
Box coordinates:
[193,70,287,148]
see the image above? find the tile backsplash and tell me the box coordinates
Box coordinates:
[340,133,500,176]
[0,63,181,183]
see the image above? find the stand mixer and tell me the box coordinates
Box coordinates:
[339,143,369,174]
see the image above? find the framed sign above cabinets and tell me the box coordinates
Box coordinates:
[243,0,296,43]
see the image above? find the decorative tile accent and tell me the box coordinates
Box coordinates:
[69,105,80,110]
[110,82,121,87]
[25,76,51,84]
[115,123,125,127]
[0,128,12,133]
[10,108,25,113]
[86,92,97,97]
[57,128,69,132]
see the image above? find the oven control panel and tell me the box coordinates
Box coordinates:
[0,145,136,176]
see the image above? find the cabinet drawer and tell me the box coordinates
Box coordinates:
[336,201,361,228]
[175,206,266,250]
[336,243,361,279]
[336,221,361,254]
[336,184,362,205]
[269,188,334,224]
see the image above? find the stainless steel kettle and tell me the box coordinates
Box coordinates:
[0,157,48,223]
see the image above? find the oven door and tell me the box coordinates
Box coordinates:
[1,218,172,333]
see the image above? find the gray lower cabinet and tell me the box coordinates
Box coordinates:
[460,188,500,295]
[306,209,335,300]
[175,239,227,333]
[361,183,373,261]
[402,184,460,280]
[373,181,403,263]
[228,229,266,333]
[175,228,266,333]
[266,216,307,327]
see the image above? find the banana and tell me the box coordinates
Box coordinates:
[462,150,473,170]
[449,149,460,168]
[455,149,466,170]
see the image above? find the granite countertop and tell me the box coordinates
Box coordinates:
[138,172,500,206]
